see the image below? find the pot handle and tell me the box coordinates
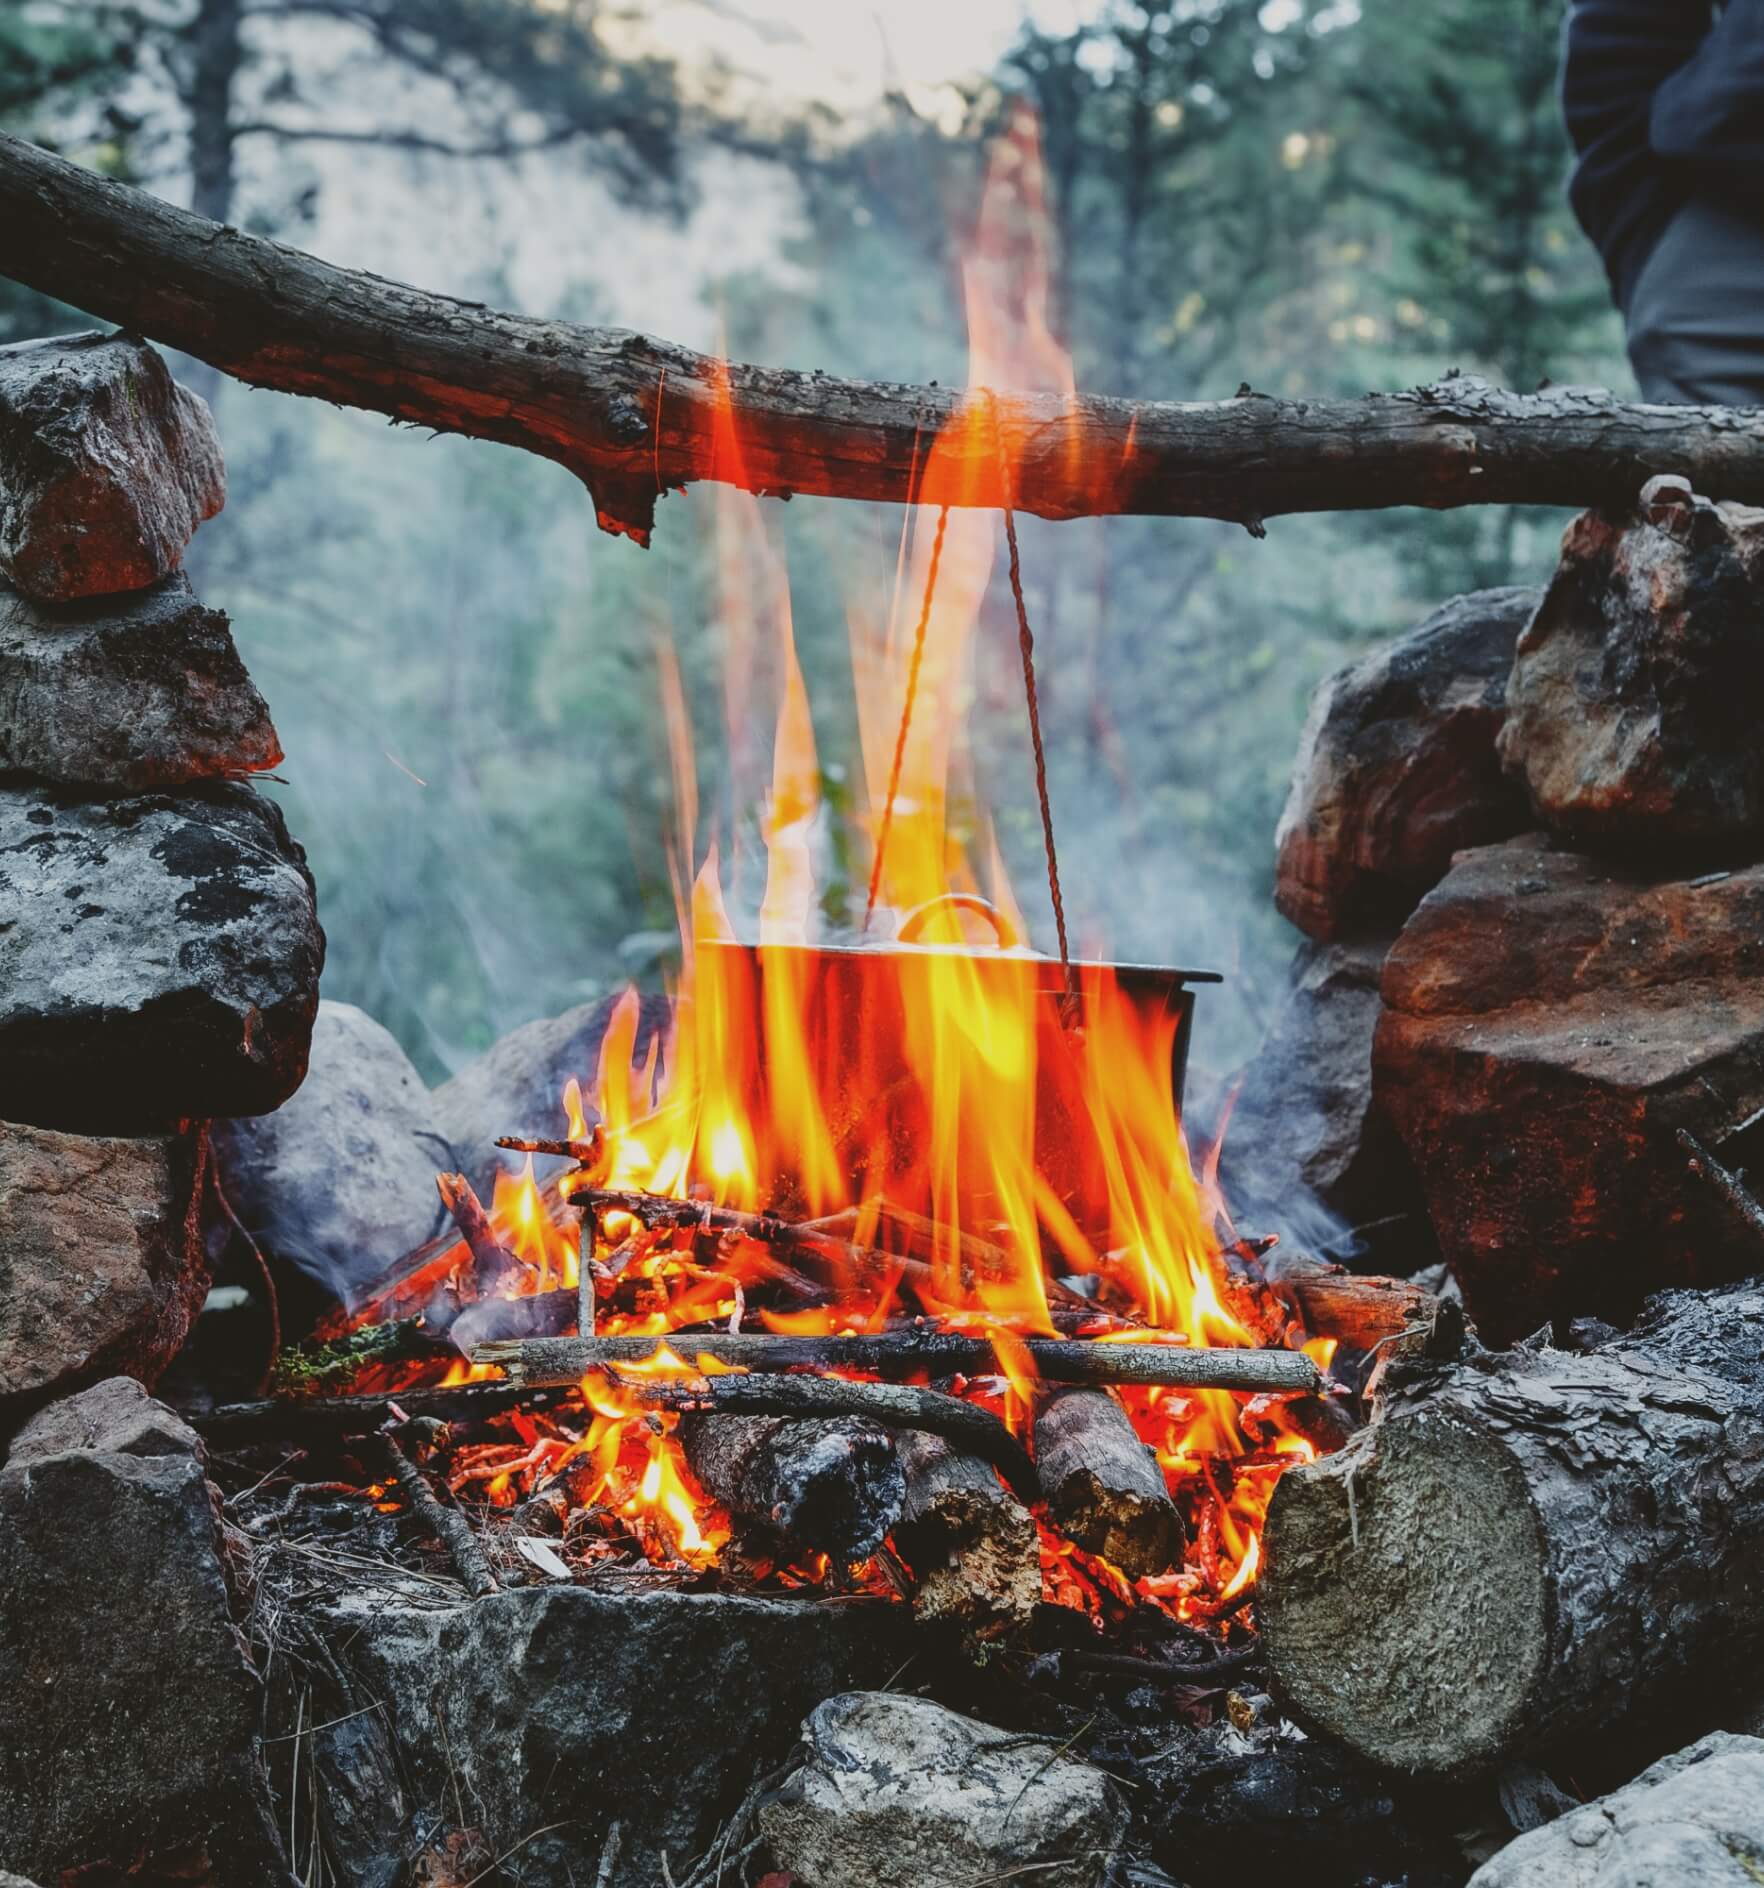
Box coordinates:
[895,893,1023,950]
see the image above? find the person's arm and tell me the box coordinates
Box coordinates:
[1651,0,1764,165]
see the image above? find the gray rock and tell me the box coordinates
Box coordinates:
[0,1121,210,1416]
[1275,587,1538,940]
[9,1371,203,1462]
[0,572,280,790]
[309,1584,914,1887]
[0,332,224,601]
[431,991,670,1197]
[761,1691,1129,1888]
[0,1379,288,1885]
[0,781,323,1132]
[1221,938,1429,1260]
[1501,501,1764,850]
[1469,1732,1764,1887]
[214,1001,449,1305]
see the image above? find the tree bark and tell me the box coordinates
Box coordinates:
[6,132,1764,546]
[1033,1385,1184,1578]
[1259,1279,1764,1776]
[677,1412,905,1564]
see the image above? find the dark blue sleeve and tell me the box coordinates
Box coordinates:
[1562,1,1718,305]
[1651,0,1764,166]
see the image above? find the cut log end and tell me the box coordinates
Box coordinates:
[1260,1409,1547,1775]
[892,1430,1040,1633]
[678,1412,905,1565]
[1033,1386,1184,1579]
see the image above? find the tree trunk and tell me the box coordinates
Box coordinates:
[6,132,1764,548]
[677,1413,905,1565]
[1259,1279,1764,1776]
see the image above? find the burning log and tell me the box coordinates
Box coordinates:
[892,1429,1040,1633]
[1033,1387,1185,1578]
[1259,1277,1764,1776]
[636,1374,1037,1504]
[435,1171,524,1292]
[1266,1257,1446,1355]
[472,1330,1325,1394]
[676,1412,905,1564]
[10,132,1764,547]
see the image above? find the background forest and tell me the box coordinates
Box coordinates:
[1,0,1628,1083]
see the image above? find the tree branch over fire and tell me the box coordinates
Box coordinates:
[8,130,1764,546]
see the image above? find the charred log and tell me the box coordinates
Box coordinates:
[1259,1278,1764,1775]
[193,1379,583,1449]
[677,1412,906,1564]
[473,1330,1324,1393]
[892,1430,1041,1633]
[7,134,1764,546]
[1033,1386,1185,1578]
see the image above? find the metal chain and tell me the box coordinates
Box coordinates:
[988,393,1077,1017]
[864,504,950,930]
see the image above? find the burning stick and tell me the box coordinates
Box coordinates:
[193,1380,583,1449]
[495,1129,605,1164]
[634,1376,1036,1505]
[472,1331,1325,1395]
[1033,1386,1185,1578]
[364,1427,498,1598]
[436,1172,524,1292]
[893,1430,1040,1633]
[677,1412,905,1565]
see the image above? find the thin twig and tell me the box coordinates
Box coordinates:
[366,1430,499,1598]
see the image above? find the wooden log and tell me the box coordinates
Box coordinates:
[1033,1386,1184,1578]
[676,1412,905,1564]
[1259,1277,1764,1776]
[636,1373,1037,1504]
[892,1430,1040,1633]
[472,1330,1325,1394]
[1267,1257,1445,1355]
[9,133,1764,547]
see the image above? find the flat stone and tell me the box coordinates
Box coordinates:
[214,1000,449,1307]
[0,781,323,1132]
[0,572,279,790]
[1374,836,1764,1340]
[0,1122,209,1417]
[1275,587,1538,940]
[310,1583,914,1887]
[1470,1732,1764,1887]
[0,1380,287,1884]
[1501,501,1764,850]
[760,1690,1129,1888]
[1221,938,1430,1263]
[0,333,224,602]
[9,1371,203,1462]
[431,990,671,1197]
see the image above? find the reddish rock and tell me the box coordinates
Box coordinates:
[1374,836,1764,1341]
[1501,498,1764,850]
[0,573,279,790]
[0,333,224,602]
[0,1120,210,1416]
[1275,588,1537,940]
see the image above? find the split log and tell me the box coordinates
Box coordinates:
[638,1374,1036,1503]
[677,1412,905,1564]
[472,1330,1325,1394]
[1266,1257,1445,1355]
[1033,1386,1184,1578]
[1259,1278,1764,1776]
[892,1430,1041,1633]
[9,133,1764,546]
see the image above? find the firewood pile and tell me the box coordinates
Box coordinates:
[1,193,1764,1888]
